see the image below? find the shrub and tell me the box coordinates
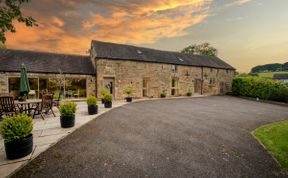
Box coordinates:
[100,88,109,96]
[187,89,192,96]
[59,102,77,117]
[232,76,288,103]
[103,93,112,102]
[160,90,166,98]
[87,96,97,106]
[0,114,33,143]
[123,86,134,96]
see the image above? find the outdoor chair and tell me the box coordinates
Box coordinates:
[0,96,19,119]
[33,94,56,119]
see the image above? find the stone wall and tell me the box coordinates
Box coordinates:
[0,72,96,97]
[96,59,235,100]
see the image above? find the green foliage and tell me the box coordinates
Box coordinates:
[0,114,33,143]
[232,76,288,102]
[253,120,288,169]
[123,86,134,96]
[257,72,288,79]
[160,90,167,98]
[59,102,77,117]
[0,44,6,49]
[186,90,192,96]
[100,88,109,96]
[0,0,37,43]
[251,63,284,73]
[181,43,217,57]
[87,96,97,106]
[103,93,112,102]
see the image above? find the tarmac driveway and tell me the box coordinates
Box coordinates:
[12,96,288,178]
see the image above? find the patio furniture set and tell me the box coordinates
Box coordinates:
[0,94,56,121]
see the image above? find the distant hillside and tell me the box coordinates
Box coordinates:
[250,62,288,73]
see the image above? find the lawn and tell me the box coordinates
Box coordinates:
[257,72,288,78]
[253,120,288,170]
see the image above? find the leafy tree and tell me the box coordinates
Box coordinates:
[0,44,6,49]
[0,0,37,44]
[250,63,283,73]
[283,62,288,71]
[181,43,217,57]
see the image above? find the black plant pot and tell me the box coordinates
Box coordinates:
[88,105,98,115]
[60,115,75,128]
[4,134,33,160]
[126,97,132,102]
[101,98,105,104]
[104,101,112,108]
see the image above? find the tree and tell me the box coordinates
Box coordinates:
[250,63,283,73]
[0,0,37,44]
[181,43,217,57]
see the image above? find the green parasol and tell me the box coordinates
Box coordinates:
[20,64,30,96]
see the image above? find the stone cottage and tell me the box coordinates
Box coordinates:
[0,40,235,100]
[91,41,235,99]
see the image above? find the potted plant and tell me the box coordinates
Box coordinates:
[87,96,98,115]
[160,90,166,98]
[103,93,112,108]
[100,88,109,104]
[59,102,77,128]
[187,89,192,96]
[123,86,134,102]
[0,114,33,160]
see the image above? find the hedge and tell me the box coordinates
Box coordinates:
[232,77,288,103]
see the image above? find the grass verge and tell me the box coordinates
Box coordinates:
[252,120,288,170]
[257,72,288,78]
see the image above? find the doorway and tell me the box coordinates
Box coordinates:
[194,79,202,94]
[143,79,148,97]
[220,82,225,95]
[104,78,115,97]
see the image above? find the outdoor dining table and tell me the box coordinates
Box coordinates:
[15,99,42,116]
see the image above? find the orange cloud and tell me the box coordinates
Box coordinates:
[5,0,252,55]
[224,0,253,8]
[5,0,212,54]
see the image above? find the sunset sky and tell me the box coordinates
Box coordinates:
[5,0,288,73]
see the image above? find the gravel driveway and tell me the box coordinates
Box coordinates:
[12,96,288,178]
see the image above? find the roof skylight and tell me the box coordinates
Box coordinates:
[177,57,184,62]
[137,50,143,54]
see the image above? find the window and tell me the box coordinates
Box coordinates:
[226,69,229,74]
[171,78,179,96]
[177,57,184,62]
[209,78,216,85]
[210,68,213,72]
[172,65,178,72]
[143,79,148,97]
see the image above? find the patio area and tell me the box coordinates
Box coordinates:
[0,100,127,178]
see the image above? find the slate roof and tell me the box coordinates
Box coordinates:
[273,74,288,80]
[92,40,235,70]
[0,49,95,75]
